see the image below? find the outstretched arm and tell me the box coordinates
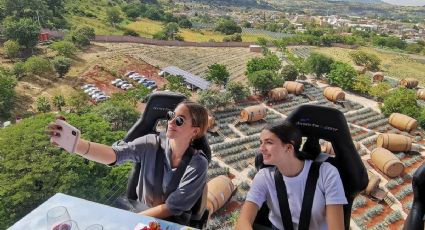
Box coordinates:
[139,204,173,219]
[74,139,117,164]
[236,201,259,230]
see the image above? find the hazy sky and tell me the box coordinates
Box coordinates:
[382,0,425,6]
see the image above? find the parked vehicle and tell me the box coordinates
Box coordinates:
[91,92,106,99]
[147,84,157,90]
[145,80,156,86]
[84,87,98,94]
[111,79,123,85]
[121,83,133,90]
[125,71,136,77]
[138,78,149,84]
[81,84,95,90]
[88,90,102,96]
[132,76,143,81]
[95,95,110,102]
[116,80,129,87]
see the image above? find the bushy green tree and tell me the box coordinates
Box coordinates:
[304,53,334,79]
[3,18,40,49]
[106,7,122,26]
[67,26,95,47]
[280,65,298,81]
[36,96,51,113]
[122,2,146,20]
[248,70,282,95]
[214,18,242,35]
[350,51,381,71]
[3,40,20,59]
[368,82,391,101]
[52,94,66,111]
[11,61,25,79]
[52,56,72,77]
[24,56,53,76]
[93,100,139,131]
[381,88,420,118]
[327,61,357,90]
[163,22,179,40]
[246,54,281,74]
[50,41,78,57]
[164,75,191,97]
[206,64,230,87]
[352,75,372,94]
[178,17,192,28]
[0,68,17,118]
[197,89,230,110]
[226,81,250,102]
[67,91,89,111]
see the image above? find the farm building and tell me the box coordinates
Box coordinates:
[160,66,211,90]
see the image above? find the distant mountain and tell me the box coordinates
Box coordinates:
[327,0,384,3]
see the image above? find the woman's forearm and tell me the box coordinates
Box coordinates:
[326,204,345,230]
[75,139,117,165]
[236,201,258,230]
[139,204,172,219]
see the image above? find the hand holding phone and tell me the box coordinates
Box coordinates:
[50,119,81,153]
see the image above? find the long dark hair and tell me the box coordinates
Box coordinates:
[264,120,316,161]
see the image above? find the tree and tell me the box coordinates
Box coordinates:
[0,68,17,118]
[178,17,192,29]
[350,51,381,71]
[280,65,298,81]
[352,75,372,94]
[248,70,282,95]
[52,94,66,111]
[52,56,72,77]
[24,56,53,76]
[36,96,51,113]
[50,41,78,57]
[163,22,180,40]
[197,89,229,110]
[164,75,191,97]
[226,81,250,102]
[106,7,122,26]
[327,61,357,90]
[214,19,242,35]
[67,27,95,47]
[11,62,25,79]
[93,100,140,131]
[3,40,20,59]
[67,91,89,111]
[368,82,391,101]
[381,88,420,118]
[3,18,40,49]
[206,64,230,87]
[246,54,281,74]
[304,53,334,79]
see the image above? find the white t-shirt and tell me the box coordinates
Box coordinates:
[246,160,347,230]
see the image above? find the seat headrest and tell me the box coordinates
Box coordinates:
[286,104,368,194]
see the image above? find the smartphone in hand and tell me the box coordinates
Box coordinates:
[51,119,80,153]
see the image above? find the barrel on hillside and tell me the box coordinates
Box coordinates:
[323,87,345,102]
[354,66,366,74]
[321,141,360,155]
[365,171,381,196]
[283,81,304,95]
[417,89,425,100]
[388,113,418,132]
[240,105,267,122]
[268,88,288,101]
[376,133,412,152]
[206,175,235,215]
[370,148,405,178]
[400,78,419,89]
[373,72,384,82]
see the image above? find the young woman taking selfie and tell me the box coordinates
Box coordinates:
[47,101,209,222]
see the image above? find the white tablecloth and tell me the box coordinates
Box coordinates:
[9,193,191,230]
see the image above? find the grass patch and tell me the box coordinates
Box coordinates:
[313,46,425,86]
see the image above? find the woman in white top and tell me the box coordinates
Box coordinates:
[236,121,347,230]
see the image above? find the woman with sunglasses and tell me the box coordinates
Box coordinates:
[236,121,347,230]
[47,101,209,221]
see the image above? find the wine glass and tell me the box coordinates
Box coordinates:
[47,206,70,230]
[85,224,103,230]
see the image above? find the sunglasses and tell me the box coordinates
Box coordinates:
[166,111,185,126]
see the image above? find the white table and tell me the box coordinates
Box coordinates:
[9,193,192,230]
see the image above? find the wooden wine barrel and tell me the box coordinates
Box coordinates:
[376,133,412,152]
[400,78,419,89]
[268,88,288,101]
[388,113,418,132]
[240,105,267,122]
[208,115,215,130]
[323,87,345,102]
[417,89,425,100]
[365,171,381,196]
[283,81,304,95]
[206,175,235,215]
[370,148,405,178]
[373,72,384,82]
